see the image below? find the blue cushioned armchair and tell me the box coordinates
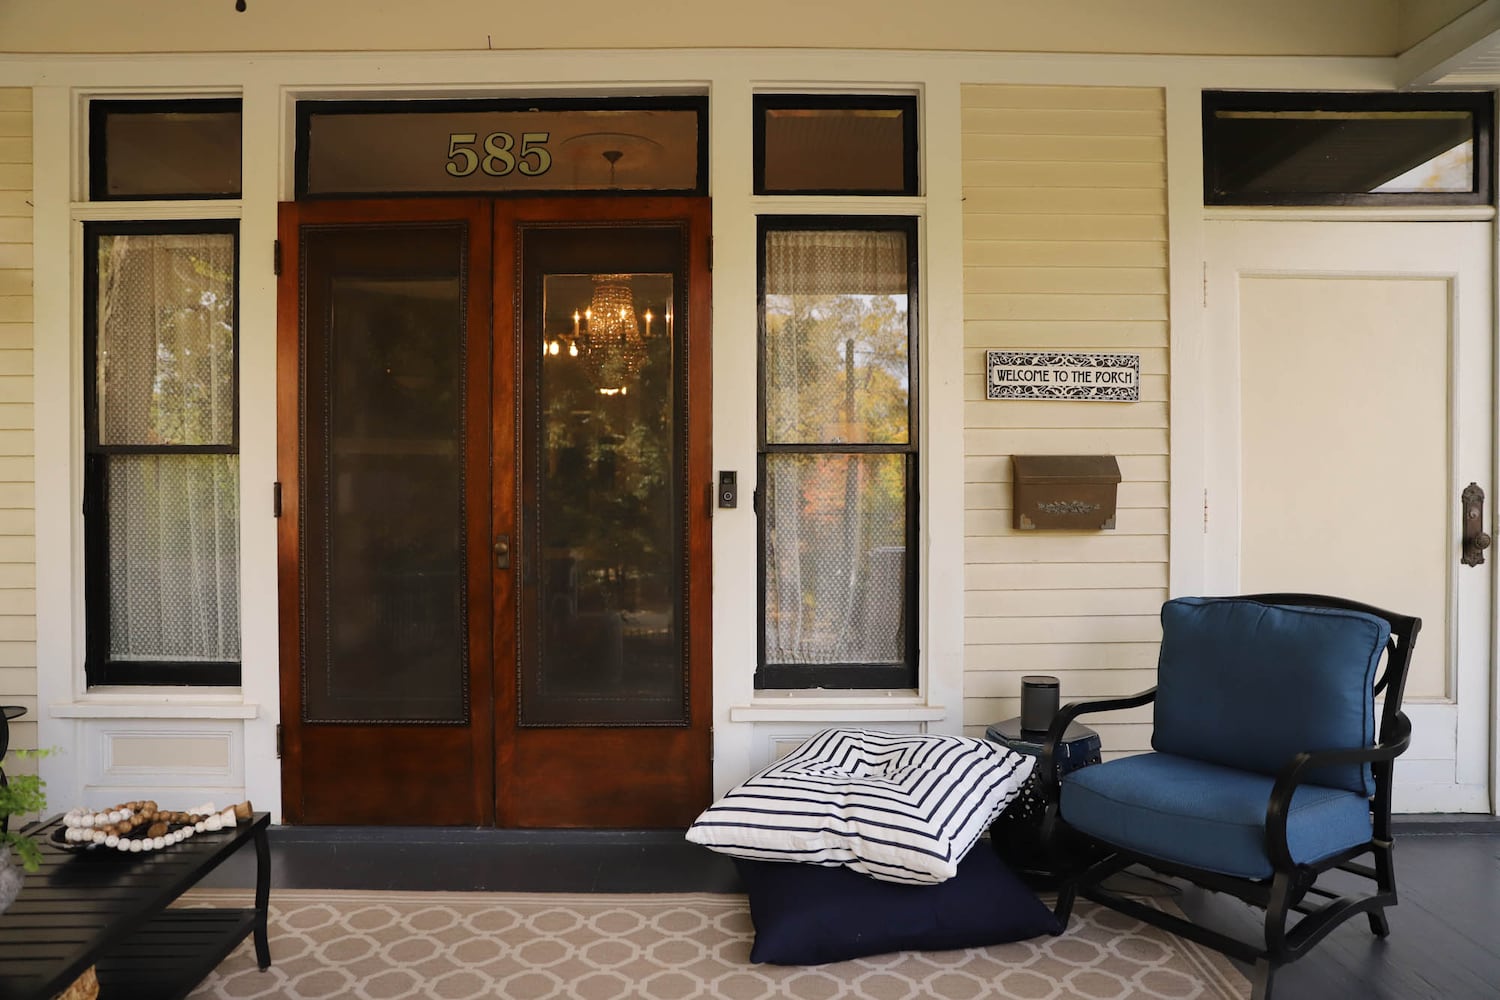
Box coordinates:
[1039,594,1420,1000]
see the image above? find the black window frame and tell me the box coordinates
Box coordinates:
[1203,90,1494,207]
[755,215,920,691]
[293,95,710,200]
[753,94,919,196]
[88,98,244,202]
[82,219,242,687]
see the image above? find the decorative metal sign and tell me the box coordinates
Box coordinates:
[985,351,1140,401]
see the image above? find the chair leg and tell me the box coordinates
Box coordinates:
[1251,958,1276,1000]
[1053,881,1078,925]
[1263,871,1294,958]
[1369,838,1396,937]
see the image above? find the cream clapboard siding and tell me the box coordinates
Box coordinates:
[960,85,1167,754]
[0,89,34,763]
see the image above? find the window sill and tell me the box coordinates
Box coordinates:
[1204,205,1497,223]
[50,696,259,720]
[728,693,945,724]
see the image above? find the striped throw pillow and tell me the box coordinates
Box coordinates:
[686,728,1035,884]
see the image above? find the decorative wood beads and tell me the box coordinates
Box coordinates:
[61,800,253,853]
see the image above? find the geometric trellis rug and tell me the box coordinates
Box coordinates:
[182,889,1250,1000]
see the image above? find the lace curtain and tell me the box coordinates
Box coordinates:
[96,233,240,662]
[762,229,909,666]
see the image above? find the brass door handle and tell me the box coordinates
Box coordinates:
[1462,483,1490,567]
[494,534,511,570]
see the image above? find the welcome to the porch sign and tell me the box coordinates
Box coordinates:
[985,351,1140,401]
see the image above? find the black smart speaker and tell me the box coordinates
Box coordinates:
[1019,675,1060,735]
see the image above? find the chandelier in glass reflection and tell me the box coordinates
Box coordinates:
[584,273,646,389]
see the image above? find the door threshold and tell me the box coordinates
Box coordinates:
[268,825,694,847]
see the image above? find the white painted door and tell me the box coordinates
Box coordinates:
[1205,220,1493,814]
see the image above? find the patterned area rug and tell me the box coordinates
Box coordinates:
[183,889,1249,1000]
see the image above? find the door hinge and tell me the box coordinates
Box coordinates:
[273,239,282,277]
[707,235,713,272]
[1201,261,1208,308]
[710,727,715,762]
[272,481,282,518]
[752,488,760,514]
[275,723,283,759]
[1203,488,1209,533]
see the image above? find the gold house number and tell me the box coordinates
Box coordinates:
[445,131,553,178]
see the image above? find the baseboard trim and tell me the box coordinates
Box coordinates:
[1393,813,1500,835]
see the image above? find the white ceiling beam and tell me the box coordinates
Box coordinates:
[1398,0,1500,87]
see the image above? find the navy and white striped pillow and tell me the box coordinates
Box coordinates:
[686,728,1035,884]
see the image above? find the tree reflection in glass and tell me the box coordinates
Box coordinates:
[761,228,912,672]
[532,272,682,722]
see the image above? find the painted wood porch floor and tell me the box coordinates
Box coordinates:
[200,816,1500,1000]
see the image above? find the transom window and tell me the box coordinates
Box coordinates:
[1203,91,1493,206]
[295,97,708,198]
[89,99,242,201]
[754,95,918,196]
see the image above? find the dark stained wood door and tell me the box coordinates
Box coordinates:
[277,197,711,827]
[495,198,713,827]
[277,200,495,825]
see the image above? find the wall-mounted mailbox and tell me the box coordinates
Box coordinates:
[1012,455,1121,531]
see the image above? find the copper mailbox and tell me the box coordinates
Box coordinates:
[1012,455,1121,531]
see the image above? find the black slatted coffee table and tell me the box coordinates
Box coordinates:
[0,811,270,1000]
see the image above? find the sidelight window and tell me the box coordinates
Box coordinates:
[83,223,241,686]
[756,217,919,690]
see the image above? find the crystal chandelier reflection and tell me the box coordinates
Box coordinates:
[584,273,646,388]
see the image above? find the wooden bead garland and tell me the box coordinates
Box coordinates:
[62,800,253,853]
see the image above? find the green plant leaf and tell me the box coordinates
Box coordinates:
[2,832,42,873]
[0,748,54,872]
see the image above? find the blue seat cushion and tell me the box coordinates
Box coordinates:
[1154,597,1390,795]
[1060,753,1373,880]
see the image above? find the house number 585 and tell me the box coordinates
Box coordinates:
[445,131,553,178]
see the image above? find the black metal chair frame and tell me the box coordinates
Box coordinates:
[1038,593,1420,1000]
[0,704,24,834]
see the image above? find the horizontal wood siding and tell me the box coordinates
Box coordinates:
[960,85,1167,756]
[0,90,34,758]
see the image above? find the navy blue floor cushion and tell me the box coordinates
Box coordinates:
[735,843,1061,965]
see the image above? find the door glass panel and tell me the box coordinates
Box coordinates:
[300,224,469,723]
[523,251,684,725]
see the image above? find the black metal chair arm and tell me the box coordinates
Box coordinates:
[1038,686,1157,799]
[1263,711,1412,871]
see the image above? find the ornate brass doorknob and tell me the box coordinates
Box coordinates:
[1461,483,1490,567]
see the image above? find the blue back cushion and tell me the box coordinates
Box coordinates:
[1152,597,1389,795]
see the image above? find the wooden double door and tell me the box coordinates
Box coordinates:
[275,198,712,827]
